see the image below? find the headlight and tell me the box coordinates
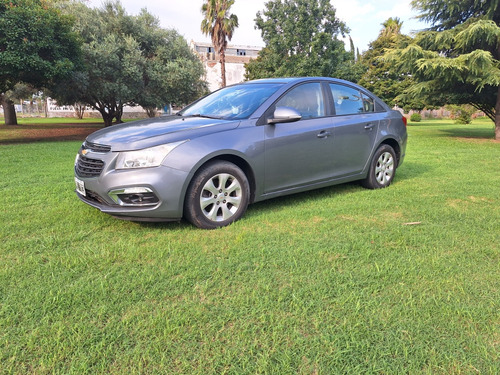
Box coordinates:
[115,141,187,170]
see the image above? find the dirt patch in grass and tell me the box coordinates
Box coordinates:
[0,123,102,144]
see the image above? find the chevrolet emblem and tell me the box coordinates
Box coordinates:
[82,149,89,156]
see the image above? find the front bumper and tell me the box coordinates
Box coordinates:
[75,149,191,221]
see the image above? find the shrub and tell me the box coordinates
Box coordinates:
[446,104,475,124]
[410,113,422,122]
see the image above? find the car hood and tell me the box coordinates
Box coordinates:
[86,115,240,151]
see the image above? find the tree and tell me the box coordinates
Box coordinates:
[358,18,422,109]
[0,0,81,125]
[387,0,500,140]
[201,0,239,88]
[135,10,208,115]
[245,0,352,80]
[411,0,500,30]
[380,17,403,38]
[53,1,206,126]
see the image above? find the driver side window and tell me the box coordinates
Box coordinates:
[275,83,325,119]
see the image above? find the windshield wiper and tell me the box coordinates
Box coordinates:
[183,113,224,120]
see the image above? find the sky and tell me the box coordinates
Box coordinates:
[85,0,429,52]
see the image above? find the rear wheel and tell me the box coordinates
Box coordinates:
[184,161,250,229]
[362,144,397,189]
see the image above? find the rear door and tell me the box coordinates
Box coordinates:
[328,83,381,177]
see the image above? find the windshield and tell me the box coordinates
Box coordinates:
[179,83,283,120]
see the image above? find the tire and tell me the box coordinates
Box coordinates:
[362,144,397,189]
[184,161,250,229]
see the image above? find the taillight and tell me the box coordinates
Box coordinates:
[402,116,407,127]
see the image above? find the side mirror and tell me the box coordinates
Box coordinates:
[267,106,302,124]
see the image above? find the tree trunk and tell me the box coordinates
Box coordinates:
[114,107,123,124]
[74,102,85,119]
[113,101,124,124]
[96,108,114,127]
[1,94,18,125]
[220,50,227,88]
[495,86,500,141]
[102,112,114,127]
[44,97,48,118]
[94,102,117,127]
[145,107,157,118]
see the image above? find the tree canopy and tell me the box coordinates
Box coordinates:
[53,1,207,126]
[0,0,81,125]
[245,0,352,80]
[388,0,500,140]
[411,0,500,30]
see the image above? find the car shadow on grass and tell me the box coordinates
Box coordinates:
[136,162,430,230]
[137,184,363,231]
[395,160,432,182]
[248,182,362,215]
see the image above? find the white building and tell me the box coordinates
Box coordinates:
[191,41,262,92]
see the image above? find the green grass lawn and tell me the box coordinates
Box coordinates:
[0,119,499,374]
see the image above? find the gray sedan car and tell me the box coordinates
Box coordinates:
[75,77,407,229]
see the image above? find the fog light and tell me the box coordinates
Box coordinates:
[108,187,159,206]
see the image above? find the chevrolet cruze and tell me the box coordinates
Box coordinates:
[74,77,407,229]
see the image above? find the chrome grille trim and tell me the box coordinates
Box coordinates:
[84,141,111,153]
[75,156,105,178]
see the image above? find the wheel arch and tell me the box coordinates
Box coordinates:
[184,154,257,205]
[378,138,401,167]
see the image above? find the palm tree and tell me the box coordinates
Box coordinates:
[380,17,403,39]
[201,0,239,88]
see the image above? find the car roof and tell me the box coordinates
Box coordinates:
[242,77,357,86]
[243,78,299,84]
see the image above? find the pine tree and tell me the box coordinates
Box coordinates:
[389,0,500,140]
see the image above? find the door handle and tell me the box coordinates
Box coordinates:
[364,124,375,130]
[317,130,332,139]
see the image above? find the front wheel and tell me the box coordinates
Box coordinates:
[184,161,250,229]
[362,144,397,189]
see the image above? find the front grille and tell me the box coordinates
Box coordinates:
[75,156,105,178]
[84,141,111,153]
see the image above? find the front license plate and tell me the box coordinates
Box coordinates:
[75,177,86,196]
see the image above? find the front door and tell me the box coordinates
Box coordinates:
[264,82,335,193]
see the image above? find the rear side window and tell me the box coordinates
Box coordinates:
[361,93,375,113]
[275,83,325,119]
[330,84,374,115]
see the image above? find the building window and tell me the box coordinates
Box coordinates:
[237,49,246,56]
